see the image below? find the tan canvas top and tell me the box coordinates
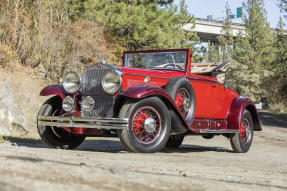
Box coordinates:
[190,63,227,74]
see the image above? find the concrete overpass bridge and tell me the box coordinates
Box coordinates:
[184,18,286,43]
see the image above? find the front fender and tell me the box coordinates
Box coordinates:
[123,85,174,101]
[122,85,191,133]
[227,97,262,131]
[40,85,66,100]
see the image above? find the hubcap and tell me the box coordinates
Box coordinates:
[132,106,161,144]
[183,98,190,113]
[144,117,157,133]
[176,88,191,117]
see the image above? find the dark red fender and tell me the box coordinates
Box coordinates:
[123,85,199,133]
[40,85,66,99]
[227,97,262,131]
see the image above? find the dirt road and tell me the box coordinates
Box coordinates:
[0,111,286,191]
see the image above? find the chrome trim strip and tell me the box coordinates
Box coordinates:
[38,116,129,129]
[123,72,172,79]
[199,129,239,134]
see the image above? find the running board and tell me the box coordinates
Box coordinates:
[200,129,239,134]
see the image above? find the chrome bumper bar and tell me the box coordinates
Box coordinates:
[38,116,129,129]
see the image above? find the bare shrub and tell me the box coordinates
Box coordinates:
[0,0,117,83]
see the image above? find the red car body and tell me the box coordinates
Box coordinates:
[38,49,261,152]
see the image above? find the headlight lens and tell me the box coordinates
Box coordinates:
[62,96,74,112]
[82,96,95,112]
[102,70,122,94]
[63,72,81,94]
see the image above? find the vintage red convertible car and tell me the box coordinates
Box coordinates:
[37,49,261,153]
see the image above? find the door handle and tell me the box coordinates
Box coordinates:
[212,84,218,87]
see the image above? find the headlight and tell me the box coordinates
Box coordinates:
[102,70,122,94]
[63,72,81,94]
[62,96,74,112]
[82,96,95,112]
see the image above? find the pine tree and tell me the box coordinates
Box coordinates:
[233,0,274,72]
[83,0,198,53]
[263,17,287,110]
[272,17,287,74]
[207,42,219,62]
[278,0,287,13]
[217,2,234,62]
[231,0,274,101]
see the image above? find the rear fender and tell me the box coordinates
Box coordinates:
[121,85,190,133]
[227,97,262,131]
[40,85,67,100]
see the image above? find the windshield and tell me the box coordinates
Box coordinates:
[124,51,187,71]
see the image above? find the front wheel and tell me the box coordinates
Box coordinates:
[37,96,85,149]
[230,110,254,153]
[118,97,171,153]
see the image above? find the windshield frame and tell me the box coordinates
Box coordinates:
[123,49,190,73]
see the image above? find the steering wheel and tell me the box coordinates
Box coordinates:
[162,63,184,70]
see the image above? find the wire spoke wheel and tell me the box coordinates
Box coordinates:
[132,106,161,144]
[240,118,252,145]
[175,88,191,118]
[118,97,171,153]
[164,77,196,127]
[230,109,254,153]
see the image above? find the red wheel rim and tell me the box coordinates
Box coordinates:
[175,88,190,117]
[240,118,252,145]
[132,106,161,144]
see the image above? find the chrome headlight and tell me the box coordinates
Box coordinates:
[62,96,74,112]
[82,96,95,112]
[63,72,81,94]
[102,70,122,94]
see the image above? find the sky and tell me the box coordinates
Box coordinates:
[175,0,284,29]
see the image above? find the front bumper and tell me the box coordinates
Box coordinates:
[38,116,129,129]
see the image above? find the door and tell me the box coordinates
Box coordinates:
[189,77,226,119]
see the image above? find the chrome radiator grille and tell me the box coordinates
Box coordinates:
[81,64,114,118]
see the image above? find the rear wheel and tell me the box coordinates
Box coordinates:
[37,96,85,149]
[230,110,254,153]
[118,97,171,153]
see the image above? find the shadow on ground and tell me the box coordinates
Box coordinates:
[162,144,232,153]
[1,137,231,153]
[259,111,287,129]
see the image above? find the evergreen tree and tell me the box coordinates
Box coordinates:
[177,0,199,48]
[225,60,262,101]
[84,0,198,53]
[263,17,287,110]
[217,2,234,62]
[233,0,274,72]
[272,17,287,74]
[231,0,274,101]
[207,42,219,62]
[278,0,287,13]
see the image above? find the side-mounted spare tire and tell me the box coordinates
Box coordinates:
[164,77,196,126]
[164,77,196,148]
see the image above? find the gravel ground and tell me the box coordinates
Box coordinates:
[0,111,286,191]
